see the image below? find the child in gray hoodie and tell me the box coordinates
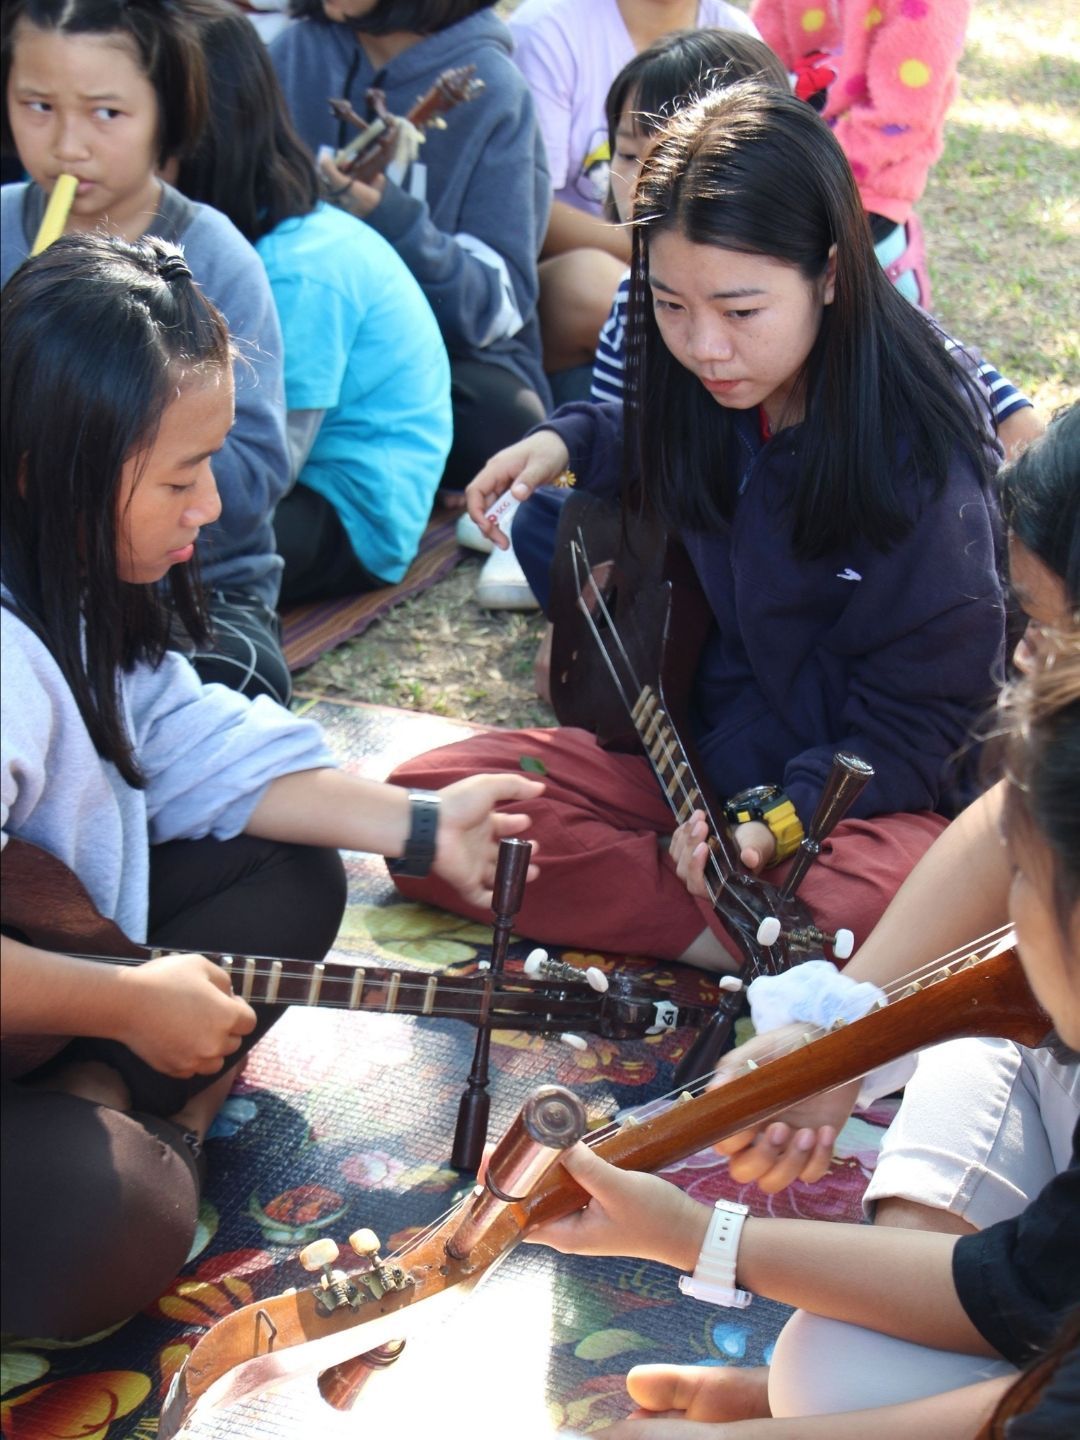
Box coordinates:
[272,0,553,491]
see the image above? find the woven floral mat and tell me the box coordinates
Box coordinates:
[279,516,463,672]
[0,702,895,1440]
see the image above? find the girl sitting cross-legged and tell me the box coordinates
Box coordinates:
[528,633,1080,1439]
[0,233,542,1342]
[387,83,1005,973]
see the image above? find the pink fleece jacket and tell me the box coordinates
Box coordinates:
[751,0,972,223]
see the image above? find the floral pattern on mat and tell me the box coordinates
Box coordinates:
[1,705,896,1438]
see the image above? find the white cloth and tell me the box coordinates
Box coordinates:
[747,959,886,1033]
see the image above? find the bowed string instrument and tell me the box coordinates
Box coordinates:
[0,835,715,1084]
[548,492,875,1082]
[328,64,485,187]
[156,923,1050,1436]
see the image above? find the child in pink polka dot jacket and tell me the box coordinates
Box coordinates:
[751,0,973,306]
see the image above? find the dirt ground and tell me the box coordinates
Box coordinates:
[297,0,1079,730]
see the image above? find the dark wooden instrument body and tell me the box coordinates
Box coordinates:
[547,492,820,969]
[0,838,717,1079]
[549,493,710,755]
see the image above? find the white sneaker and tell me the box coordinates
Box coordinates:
[455,510,494,554]
[474,540,539,610]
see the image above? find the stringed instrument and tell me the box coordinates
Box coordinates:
[548,492,874,1078]
[330,64,485,186]
[0,837,716,1080]
[157,927,1050,1437]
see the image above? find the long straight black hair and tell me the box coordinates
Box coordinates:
[602,29,790,224]
[1,234,231,787]
[288,0,495,35]
[998,404,1080,608]
[625,83,995,557]
[177,0,319,243]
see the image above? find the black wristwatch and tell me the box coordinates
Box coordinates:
[386,790,440,878]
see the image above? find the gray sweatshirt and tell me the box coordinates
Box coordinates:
[270,9,551,407]
[1,602,333,943]
[1,182,290,608]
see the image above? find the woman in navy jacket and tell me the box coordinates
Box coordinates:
[388,85,1004,970]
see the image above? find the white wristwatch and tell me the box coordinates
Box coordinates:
[678,1198,752,1309]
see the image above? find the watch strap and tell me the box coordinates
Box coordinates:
[725,787,805,864]
[677,1198,752,1309]
[386,790,440,879]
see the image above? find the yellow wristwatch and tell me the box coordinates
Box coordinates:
[723,784,805,864]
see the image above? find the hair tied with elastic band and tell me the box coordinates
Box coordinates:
[157,253,192,284]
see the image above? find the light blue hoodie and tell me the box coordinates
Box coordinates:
[1,600,332,944]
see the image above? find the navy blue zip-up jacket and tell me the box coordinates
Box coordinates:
[546,400,1005,824]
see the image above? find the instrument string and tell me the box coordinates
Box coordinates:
[570,540,762,937]
[27,949,679,1024]
[385,927,1019,1267]
[353,926,1019,1270]
[52,922,1014,1051]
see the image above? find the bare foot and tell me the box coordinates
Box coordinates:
[873,1196,977,1235]
[626,1363,772,1422]
[30,1059,131,1111]
[168,1059,245,1142]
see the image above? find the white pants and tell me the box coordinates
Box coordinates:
[863,1040,1080,1227]
[769,1312,1017,1416]
[766,1042,1076,1417]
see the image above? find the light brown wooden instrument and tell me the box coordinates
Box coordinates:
[158,933,1050,1437]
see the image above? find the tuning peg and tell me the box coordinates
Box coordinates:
[523,948,547,977]
[756,916,782,948]
[347,1229,381,1260]
[345,1228,409,1298]
[524,949,609,992]
[832,928,855,961]
[782,924,856,960]
[298,1237,360,1314]
[718,975,744,993]
[298,1238,340,1272]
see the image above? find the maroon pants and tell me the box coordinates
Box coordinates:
[390,727,947,963]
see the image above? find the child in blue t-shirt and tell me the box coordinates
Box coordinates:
[177,3,452,605]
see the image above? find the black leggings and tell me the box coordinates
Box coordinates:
[0,834,346,1339]
[441,357,548,491]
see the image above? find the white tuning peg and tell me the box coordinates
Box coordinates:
[559,1033,588,1050]
[347,1228,381,1258]
[584,966,609,993]
[298,1237,339,1271]
[718,975,744,993]
[832,928,855,961]
[523,947,548,978]
[756,916,782,947]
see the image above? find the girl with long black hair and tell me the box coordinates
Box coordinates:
[388,83,1004,972]
[0,233,540,1340]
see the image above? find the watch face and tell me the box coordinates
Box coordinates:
[730,784,782,816]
